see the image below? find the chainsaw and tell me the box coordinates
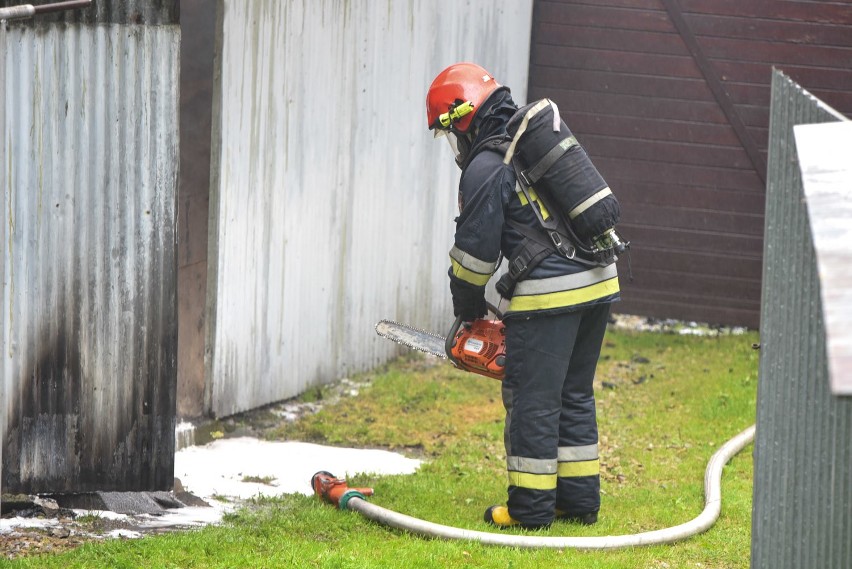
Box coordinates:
[375,305,506,380]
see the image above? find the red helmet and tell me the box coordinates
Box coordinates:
[426,63,500,134]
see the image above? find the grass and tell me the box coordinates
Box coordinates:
[240,475,278,486]
[4,326,759,569]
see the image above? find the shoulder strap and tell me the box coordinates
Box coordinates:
[510,156,577,259]
[502,99,560,165]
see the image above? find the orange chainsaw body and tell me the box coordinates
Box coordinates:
[448,318,506,380]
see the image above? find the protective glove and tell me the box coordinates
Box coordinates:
[450,280,487,322]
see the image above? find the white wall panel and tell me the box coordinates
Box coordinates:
[209,0,532,417]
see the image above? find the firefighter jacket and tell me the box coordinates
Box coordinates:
[448,89,620,319]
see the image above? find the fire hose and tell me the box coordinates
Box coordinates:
[312,424,754,549]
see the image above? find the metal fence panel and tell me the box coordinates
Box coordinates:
[207,0,532,417]
[0,23,5,492]
[751,69,852,568]
[0,14,179,492]
[793,121,852,396]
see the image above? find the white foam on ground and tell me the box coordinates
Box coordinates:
[0,517,60,533]
[134,506,229,530]
[174,437,422,500]
[134,438,422,532]
[1,438,421,537]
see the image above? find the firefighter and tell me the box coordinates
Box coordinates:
[426,63,620,529]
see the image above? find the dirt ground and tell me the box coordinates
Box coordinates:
[0,505,147,560]
[0,377,365,562]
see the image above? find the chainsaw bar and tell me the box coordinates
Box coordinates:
[375,320,447,359]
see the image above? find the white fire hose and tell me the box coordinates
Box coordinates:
[331,425,754,549]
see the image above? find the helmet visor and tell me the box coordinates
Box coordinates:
[444,131,464,161]
[445,131,472,168]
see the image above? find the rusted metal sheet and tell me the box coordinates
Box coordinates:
[0,14,179,492]
[794,121,852,396]
[206,0,533,418]
[752,69,852,569]
[528,0,852,327]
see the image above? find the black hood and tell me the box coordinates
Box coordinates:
[458,87,518,170]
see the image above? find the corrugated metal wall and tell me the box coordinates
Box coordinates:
[751,70,852,568]
[0,1,179,492]
[527,0,852,328]
[207,0,532,418]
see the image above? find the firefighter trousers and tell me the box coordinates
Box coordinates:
[501,302,611,526]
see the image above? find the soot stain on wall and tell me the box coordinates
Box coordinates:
[4,281,176,493]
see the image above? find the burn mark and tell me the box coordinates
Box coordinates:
[4,294,82,492]
[4,262,177,493]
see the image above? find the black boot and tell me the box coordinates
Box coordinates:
[555,509,598,525]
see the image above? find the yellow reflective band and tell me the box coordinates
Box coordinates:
[529,188,550,221]
[558,459,600,478]
[516,187,550,221]
[508,277,620,312]
[450,258,492,286]
[508,471,558,491]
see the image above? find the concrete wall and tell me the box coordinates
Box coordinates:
[206,0,532,417]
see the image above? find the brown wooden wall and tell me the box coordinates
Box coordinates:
[527,0,852,328]
[177,0,215,419]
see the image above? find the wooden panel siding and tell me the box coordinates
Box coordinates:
[528,0,852,327]
[616,181,766,214]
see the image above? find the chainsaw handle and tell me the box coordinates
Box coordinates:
[446,301,503,365]
[486,300,504,320]
[445,315,464,365]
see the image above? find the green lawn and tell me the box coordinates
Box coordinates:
[7,326,759,569]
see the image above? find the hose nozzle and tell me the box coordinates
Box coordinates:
[311,471,374,510]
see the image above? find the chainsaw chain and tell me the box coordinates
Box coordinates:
[375,319,448,359]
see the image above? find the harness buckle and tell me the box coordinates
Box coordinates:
[510,256,528,278]
[549,231,575,259]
